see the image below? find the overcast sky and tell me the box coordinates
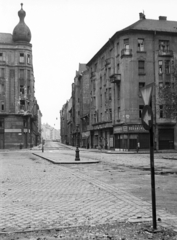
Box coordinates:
[1,0,177,129]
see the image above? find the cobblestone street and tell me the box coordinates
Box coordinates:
[0,150,177,235]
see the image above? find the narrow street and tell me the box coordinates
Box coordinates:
[0,141,177,239]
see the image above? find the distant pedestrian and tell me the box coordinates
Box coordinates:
[137,142,140,153]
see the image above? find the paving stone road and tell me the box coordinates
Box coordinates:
[0,151,177,233]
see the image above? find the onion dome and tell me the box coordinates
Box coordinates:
[12,3,31,43]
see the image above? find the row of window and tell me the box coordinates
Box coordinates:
[92,59,171,91]
[139,105,165,119]
[92,39,171,71]
[0,81,31,98]
[0,52,31,64]
[91,103,167,125]
[0,68,31,79]
[138,59,171,75]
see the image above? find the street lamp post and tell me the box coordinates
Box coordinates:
[75,125,80,161]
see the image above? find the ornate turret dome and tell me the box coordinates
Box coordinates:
[12,3,31,43]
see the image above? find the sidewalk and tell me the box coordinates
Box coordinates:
[53,143,177,155]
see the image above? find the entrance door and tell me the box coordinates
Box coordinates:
[0,133,4,149]
[159,129,174,150]
[24,133,27,148]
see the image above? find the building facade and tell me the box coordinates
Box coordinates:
[42,123,60,141]
[87,13,177,150]
[60,13,177,151]
[0,4,41,149]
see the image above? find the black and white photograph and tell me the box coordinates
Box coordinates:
[0,0,177,239]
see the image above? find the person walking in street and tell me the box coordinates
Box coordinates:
[137,141,140,153]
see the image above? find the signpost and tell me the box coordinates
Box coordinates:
[142,105,153,131]
[141,83,157,230]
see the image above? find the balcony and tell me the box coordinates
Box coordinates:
[158,49,173,57]
[91,71,96,78]
[121,49,132,58]
[105,57,113,66]
[109,73,121,83]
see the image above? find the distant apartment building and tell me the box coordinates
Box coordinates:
[0,4,41,149]
[42,123,60,141]
[60,13,177,150]
[60,64,90,147]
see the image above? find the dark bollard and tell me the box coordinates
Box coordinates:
[42,139,44,153]
[75,146,80,161]
[75,125,80,161]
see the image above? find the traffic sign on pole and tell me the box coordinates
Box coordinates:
[140,83,157,230]
[142,105,153,130]
[140,82,154,105]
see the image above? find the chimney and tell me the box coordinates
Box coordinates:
[159,16,167,20]
[139,12,146,20]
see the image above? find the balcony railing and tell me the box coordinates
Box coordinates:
[158,49,173,57]
[109,73,121,83]
[121,49,132,58]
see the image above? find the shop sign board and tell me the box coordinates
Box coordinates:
[114,124,148,134]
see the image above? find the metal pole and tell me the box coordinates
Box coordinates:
[75,125,80,161]
[149,127,157,229]
[42,139,44,153]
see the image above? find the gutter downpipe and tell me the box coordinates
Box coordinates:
[153,31,157,151]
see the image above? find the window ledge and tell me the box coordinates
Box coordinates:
[137,51,146,53]
[138,73,146,76]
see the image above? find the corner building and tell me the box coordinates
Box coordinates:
[87,13,177,150]
[0,4,40,149]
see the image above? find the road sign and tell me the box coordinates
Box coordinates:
[142,105,153,130]
[140,82,154,105]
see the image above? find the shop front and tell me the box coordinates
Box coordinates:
[81,131,90,148]
[114,124,149,150]
[91,122,113,149]
[158,127,174,150]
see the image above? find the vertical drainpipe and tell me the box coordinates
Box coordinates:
[114,41,116,149]
[153,31,157,150]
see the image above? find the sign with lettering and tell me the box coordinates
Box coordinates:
[114,125,148,133]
